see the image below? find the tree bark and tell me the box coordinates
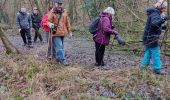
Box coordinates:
[0,27,19,54]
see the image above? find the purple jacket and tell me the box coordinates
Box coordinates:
[94,12,117,45]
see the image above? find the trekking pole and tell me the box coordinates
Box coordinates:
[47,28,53,60]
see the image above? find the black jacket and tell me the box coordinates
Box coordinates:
[143,7,166,48]
[31,13,41,29]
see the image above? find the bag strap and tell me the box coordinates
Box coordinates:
[54,9,63,30]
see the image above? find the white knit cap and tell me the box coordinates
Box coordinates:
[154,0,167,9]
[103,7,115,15]
[21,7,27,13]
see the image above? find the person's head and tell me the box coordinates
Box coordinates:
[103,7,115,16]
[48,6,53,12]
[20,7,27,14]
[54,0,64,10]
[33,7,38,14]
[154,0,167,12]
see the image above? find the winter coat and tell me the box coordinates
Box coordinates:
[16,12,32,29]
[31,13,41,29]
[41,13,50,32]
[48,9,71,36]
[143,7,166,48]
[94,12,117,45]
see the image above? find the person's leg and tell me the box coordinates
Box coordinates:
[151,47,162,71]
[95,42,100,64]
[53,36,66,64]
[34,28,38,42]
[46,32,49,43]
[98,44,105,66]
[37,28,43,42]
[20,29,27,45]
[141,47,151,68]
[25,29,33,47]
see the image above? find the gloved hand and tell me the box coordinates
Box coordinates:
[18,29,21,32]
[69,32,73,37]
[114,34,125,46]
[47,22,55,28]
[162,16,170,21]
[31,28,34,31]
[162,24,167,30]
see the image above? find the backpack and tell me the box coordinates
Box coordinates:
[89,16,100,35]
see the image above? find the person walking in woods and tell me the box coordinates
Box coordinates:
[48,0,72,66]
[93,7,125,67]
[141,0,169,75]
[41,7,53,43]
[41,7,53,57]
[16,7,33,48]
[31,7,43,43]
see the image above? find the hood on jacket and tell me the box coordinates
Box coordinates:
[146,7,160,15]
[100,12,112,18]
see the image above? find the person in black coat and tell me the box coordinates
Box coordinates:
[31,7,43,43]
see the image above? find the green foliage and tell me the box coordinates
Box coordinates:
[27,63,39,79]
[12,90,23,100]
[81,0,115,18]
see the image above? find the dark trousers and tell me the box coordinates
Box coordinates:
[34,28,43,42]
[20,29,32,45]
[95,42,105,64]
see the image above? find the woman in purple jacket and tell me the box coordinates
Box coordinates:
[94,7,125,66]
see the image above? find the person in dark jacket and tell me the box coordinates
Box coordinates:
[16,7,33,48]
[31,7,43,43]
[94,7,125,67]
[141,0,168,75]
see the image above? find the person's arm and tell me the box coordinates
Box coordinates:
[16,13,21,29]
[28,14,32,28]
[65,14,72,34]
[101,17,118,35]
[150,14,166,27]
[47,12,55,28]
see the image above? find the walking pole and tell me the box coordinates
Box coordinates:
[47,28,53,60]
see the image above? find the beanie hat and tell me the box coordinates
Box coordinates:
[55,0,64,3]
[154,0,167,9]
[20,7,27,13]
[103,7,115,15]
[33,7,38,10]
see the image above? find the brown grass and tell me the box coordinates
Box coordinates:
[0,52,170,100]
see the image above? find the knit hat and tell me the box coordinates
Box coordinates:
[103,7,115,15]
[20,7,27,13]
[55,0,64,3]
[154,0,167,9]
[33,7,38,10]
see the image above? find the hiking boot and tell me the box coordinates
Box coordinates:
[153,69,167,75]
[27,44,33,48]
[95,61,105,67]
[61,60,69,66]
[101,61,105,66]
[95,63,100,66]
[22,43,27,46]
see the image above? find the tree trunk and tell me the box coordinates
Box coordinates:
[0,27,19,54]
[34,0,43,16]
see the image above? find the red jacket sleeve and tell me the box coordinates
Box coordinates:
[41,14,48,28]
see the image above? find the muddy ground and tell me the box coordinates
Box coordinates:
[0,33,170,69]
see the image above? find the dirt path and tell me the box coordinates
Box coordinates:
[0,34,143,68]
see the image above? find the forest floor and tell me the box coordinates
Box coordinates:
[0,33,170,99]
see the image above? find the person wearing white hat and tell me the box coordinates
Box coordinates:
[93,7,125,67]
